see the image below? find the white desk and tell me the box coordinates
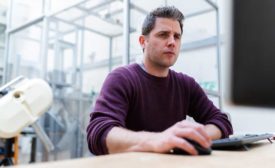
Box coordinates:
[11,140,274,168]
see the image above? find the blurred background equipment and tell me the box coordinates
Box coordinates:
[0,76,54,166]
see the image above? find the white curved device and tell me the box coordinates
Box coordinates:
[0,77,53,138]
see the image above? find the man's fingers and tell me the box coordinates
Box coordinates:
[170,136,198,155]
[178,120,211,142]
[193,124,212,143]
[173,126,211,148]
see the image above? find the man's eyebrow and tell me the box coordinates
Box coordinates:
[175,32,182,36]
[157,30,181,35]
[157,30,170,34]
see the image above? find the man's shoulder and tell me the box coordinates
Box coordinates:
[106,63,141,83]
[111,63,140,76]
[101,64,140,91]
[170,69,196,83]
[112,63,138,71]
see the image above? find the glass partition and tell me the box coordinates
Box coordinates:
[10,0,43,29]
[7,23,43,79]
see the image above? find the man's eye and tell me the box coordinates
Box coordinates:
[174,35,181,39]
[159,33,168,38]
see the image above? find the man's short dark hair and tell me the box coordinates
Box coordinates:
[142,6,184,36]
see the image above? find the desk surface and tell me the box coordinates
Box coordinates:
[12,141,274,168]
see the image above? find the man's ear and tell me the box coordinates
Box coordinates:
[139,35,146,49]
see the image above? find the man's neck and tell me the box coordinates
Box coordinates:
[142,61,169,77]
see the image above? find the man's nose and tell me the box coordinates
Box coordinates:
[167,36,176,47]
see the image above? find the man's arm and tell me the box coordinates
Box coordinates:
[205,124,222,140]
[106,120,211,155]
[188,77,233,138]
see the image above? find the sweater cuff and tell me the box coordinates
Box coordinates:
[205,120,233,138]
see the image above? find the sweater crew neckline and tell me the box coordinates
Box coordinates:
[133,63,171,84]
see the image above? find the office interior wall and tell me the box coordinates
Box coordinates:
[219,0,275,134]
[10,0,43,29]
[0,0,7,83]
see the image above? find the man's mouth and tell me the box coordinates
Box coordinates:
[164,51,175,55]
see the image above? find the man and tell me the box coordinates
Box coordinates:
[87,6,233,156]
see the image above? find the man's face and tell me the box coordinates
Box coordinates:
[140,18,182,68]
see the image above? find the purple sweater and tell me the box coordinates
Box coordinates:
[87,63,233,155]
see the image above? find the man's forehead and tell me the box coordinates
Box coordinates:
[153,18,181,33]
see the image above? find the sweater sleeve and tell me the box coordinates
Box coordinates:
[86,69,131,155]
[187,77,233,138]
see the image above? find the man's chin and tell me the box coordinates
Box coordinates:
[159,62,175,68]
[151,58,177,68]
[163,60,177,67]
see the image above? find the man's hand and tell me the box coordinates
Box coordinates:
[106,120,213,155]
[145,120,211,155]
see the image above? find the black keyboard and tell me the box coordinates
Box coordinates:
[211,133,274,150]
